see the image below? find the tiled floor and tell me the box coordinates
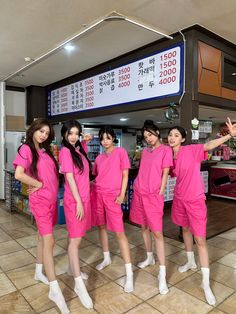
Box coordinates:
[0,202,236,313]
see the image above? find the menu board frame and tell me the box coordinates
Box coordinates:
[47,42,184,120]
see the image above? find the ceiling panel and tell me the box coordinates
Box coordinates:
[1,0,236,87]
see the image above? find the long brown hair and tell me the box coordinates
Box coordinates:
[18,118,58,179]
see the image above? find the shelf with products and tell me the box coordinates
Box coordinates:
[4,169,66,225]
[4,169,34,223]
[87,136,101,162]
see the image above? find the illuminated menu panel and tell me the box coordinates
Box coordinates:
[48,43,184,116]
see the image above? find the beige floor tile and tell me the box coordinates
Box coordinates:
[16,234,38,249]
[53,228,68,241]
[85,229,113,245]
[147,286,212,314]
[0,291,35,313]
[207,245,229,263]
[210,262,236,289]
[79,244,105,264]
[116,269,159,300]
[130,246,149,266]
[28,244,66,258]
[138,258,194,286]
[126,303,162,314]
[56,238,92,250]
[217,251,236,269]
[0,273,17,297]
[176,272,234,306]
[0,240,24,256]
[126,230,144,246]
[4,226,37,239]
[0,250,35,271]
[41,308,60,314]
[218,291,236,314]
[0,219,27,231]
[164,243,183,256]
[21,281,75,313]
[56,238,68,250]
[207,236,236,252]
[54,253,70,276]
[7,263,38,289]
[165,259,196,285]
[207,310,227,314]
[12,213,33,226]
[91,255,129,280]
[59,264,110,292]
[167,239,186,249]
[0,228,12,243]
[90,281,141,314]
[219,230,236,241]
[0,214,17,224]
[66,296,98,313]
[108,239,135,255]
[139,240,182,257]
[166,249,189,265]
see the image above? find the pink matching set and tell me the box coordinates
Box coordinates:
[14,143,208,239]
[130,144,173,231]
[171,144,208,237]
[59,146,91,238]
[13,144,58,236]
[91,147,130,232]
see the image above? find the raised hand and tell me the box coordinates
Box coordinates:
[81,133,93,143]
[226,117,236,137]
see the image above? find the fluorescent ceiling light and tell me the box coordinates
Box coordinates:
[120,118,129,121]
[64,44,75,51]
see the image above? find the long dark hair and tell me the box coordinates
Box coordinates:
[61,120,92,175]
[141,120,161,139]
[98,126,118,144]
[18,118,58,179]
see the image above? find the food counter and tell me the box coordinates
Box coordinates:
[210,161,236,200]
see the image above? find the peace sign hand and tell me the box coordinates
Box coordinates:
[81,133,93,143]
[226,117,236,137]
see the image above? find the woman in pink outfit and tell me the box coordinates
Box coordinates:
[130,120,172,295]
[59,120,93,309]
[91,126,134,293]
[14,118,69,314]
[167,117,236,306]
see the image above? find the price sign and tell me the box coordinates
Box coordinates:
[48,43,184,117]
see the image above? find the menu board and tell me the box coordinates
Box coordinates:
[48,43,184,117]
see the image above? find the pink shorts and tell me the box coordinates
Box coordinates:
[130,191,164,232]
[30,200,57,236]
[171,197,207,237]
[64,197,91,238]
[91,189,124,233]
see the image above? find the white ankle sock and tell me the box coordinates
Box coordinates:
[34,263,49,285]
[67,266,88,280]
[178,251,197,273]
[124,263,134,293]
[158,265,169,295]
[74,276,93,309]
[201,267,216,305]
[96,251,111,271]
[137,252,155,269]
[49,280,70,314]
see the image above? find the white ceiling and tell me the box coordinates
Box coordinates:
[1,1,236,126]
[1,0,236,87]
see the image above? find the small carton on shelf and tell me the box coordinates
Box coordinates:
[21,183,28,196]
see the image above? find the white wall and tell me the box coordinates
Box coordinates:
[5,90,26,116]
